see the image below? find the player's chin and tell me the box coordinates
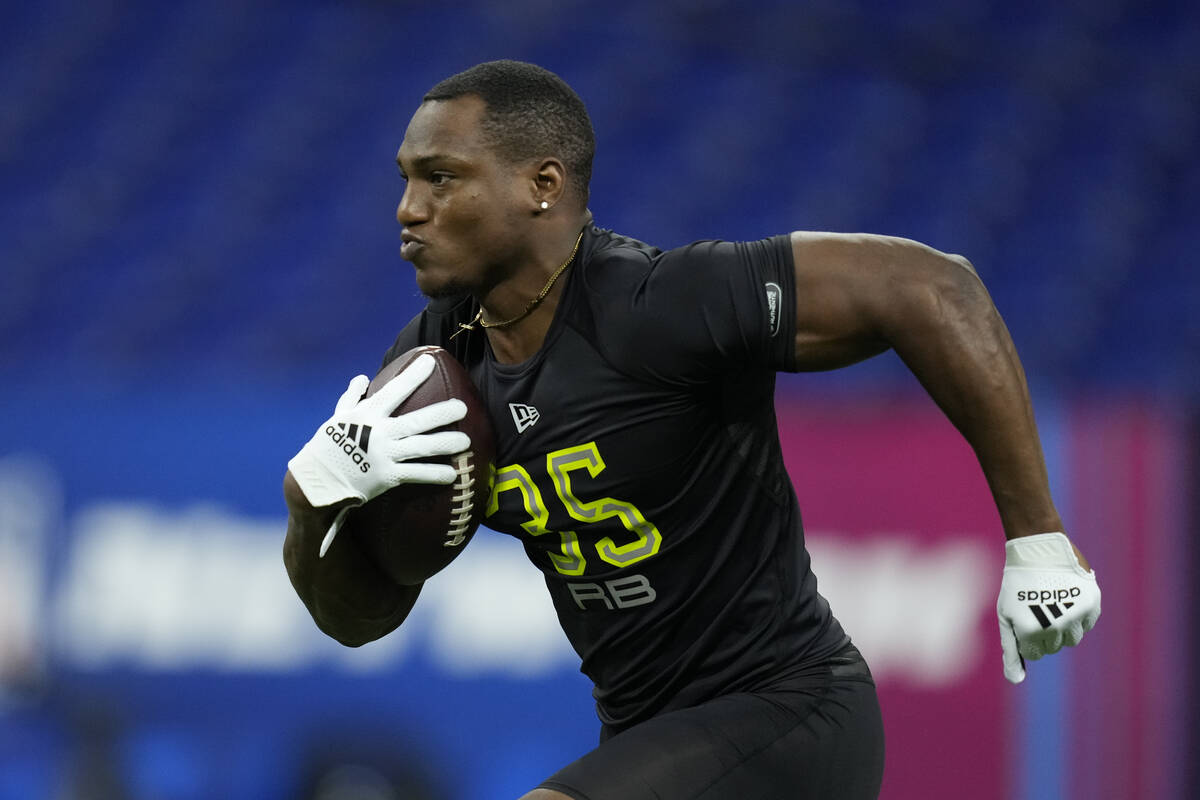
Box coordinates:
[413,265,470,300]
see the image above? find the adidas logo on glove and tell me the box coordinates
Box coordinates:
[324,422,372,473]
[1017,587,1081,630]
[1015,588,1081,603]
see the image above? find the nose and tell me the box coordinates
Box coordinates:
[396,183,427,227]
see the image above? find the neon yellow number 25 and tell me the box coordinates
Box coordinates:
[486,441,662,576]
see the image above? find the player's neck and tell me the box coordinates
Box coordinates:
[481,261,571,365]
[484,306,559,365]
[479,218,587,365]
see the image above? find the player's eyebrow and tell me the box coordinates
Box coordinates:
[395,153,469,172]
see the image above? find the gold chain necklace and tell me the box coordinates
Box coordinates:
[454,230,584,337]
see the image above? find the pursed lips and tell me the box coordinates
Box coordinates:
[400,231,425,260]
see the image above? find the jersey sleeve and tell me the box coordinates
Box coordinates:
[593,234,797,383]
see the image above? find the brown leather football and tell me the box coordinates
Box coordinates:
[347,345,495,585]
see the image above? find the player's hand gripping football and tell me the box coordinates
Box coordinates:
[287,353,470,524]
[996,532,1101,684]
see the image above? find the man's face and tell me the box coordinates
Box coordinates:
[395,95,531,298]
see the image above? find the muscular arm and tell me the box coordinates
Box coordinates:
[283,472,421,646]
[789,232,1087,564]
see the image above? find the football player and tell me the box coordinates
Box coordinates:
[284,61,1100,800]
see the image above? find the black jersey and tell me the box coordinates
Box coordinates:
[382,224,849,731]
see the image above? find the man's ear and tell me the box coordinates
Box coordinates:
[531,158,567,213]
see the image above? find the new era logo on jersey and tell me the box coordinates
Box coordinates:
[1018,587,1080,629]
[324,422,372,473]
[509,403,540,433]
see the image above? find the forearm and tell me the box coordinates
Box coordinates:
[881,251,1061,540]
[282,472,421,646]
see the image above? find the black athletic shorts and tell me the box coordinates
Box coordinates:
[537,644,884,800]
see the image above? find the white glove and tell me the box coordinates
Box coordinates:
[996,532,1101,684]
[287,354,470,508]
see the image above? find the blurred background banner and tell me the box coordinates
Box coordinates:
[1,0,1196,798]
[780,395,1193,800]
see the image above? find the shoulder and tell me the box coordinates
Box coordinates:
[577,225,660,287]
[581,227,792,293]
[570,227,794,383]
[578,226,792,325]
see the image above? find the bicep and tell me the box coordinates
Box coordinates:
[788,231,973,371]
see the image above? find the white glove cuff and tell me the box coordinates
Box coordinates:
[1003,532,1085,571]
[287,452,365,508]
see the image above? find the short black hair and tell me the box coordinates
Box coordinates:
[424,60,595,206]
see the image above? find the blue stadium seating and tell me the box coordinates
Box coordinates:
[2,0,1197,393]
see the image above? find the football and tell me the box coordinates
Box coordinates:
[347,345,495,585]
